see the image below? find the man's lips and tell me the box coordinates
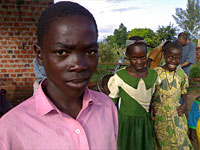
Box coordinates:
[68,78,88,82]
[135,65,144,69]
[168,64,177,68]
[65,78,89,89]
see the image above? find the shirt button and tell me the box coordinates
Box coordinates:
[76,129,80,134]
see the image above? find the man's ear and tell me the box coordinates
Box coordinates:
[34,44,44,66]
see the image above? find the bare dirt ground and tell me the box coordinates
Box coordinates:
[186,86,200,150]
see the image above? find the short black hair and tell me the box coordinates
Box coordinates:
[126,36,147,52]
[37,1,98,47]
[162,41,171,50]
[163,42,182,55]
[102,74,113,88]
[178,32,188,40]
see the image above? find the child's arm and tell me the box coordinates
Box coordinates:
[189,128,197,141]
[107,75,120,105]
[177,69,189,116]
[177,94,187,116]
[149,101,156,121]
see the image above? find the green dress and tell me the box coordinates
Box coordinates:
[108,68,158,150]
[152,67,193,150]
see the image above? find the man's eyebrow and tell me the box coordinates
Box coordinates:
[84,42,98,49]
[54,42,76,49]
[54,42,98,49]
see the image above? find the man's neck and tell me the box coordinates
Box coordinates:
[186,39,190,45]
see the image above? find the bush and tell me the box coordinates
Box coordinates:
[190,64,200,78]
[98,42,125,63]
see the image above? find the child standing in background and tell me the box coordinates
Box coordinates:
[108,36,158,150]
[188,96,200,147]
[152,42,193,149]
[101,74,113,95]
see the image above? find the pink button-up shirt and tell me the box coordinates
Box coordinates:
[0,80,118,150]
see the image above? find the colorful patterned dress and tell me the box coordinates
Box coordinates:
[108,68,158,150]
[152,67,193,150]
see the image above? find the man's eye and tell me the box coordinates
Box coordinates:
[55,50,68,56]
[168,56,173,59]
[86,50,97,55]
[142,56,146,59]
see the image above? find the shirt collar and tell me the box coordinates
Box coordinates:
[34,79,101,116]
[82,87,102,107]
[34,79,58,115]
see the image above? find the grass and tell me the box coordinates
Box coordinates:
[188,86,200,92]
[190,63,200,78]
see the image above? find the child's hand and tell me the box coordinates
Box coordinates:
[149,104,156,121]
[189,128,197,141]
[177,103,186,116]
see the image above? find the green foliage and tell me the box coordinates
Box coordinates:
[90,64,116,82]
[127,28,158,48]
[113,23,127,48]
[172,0,200,39]
[98,43,115,63]
[105,24,179,51]
[98,42,125,63]
[104,23,127,48]
[156,23,178,41]
[106,35,116,45]
[190,63,200,78]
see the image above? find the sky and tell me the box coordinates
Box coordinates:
[54,0,187,41]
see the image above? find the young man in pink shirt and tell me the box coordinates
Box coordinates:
[0,1,118,149]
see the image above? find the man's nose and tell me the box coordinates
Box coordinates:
[68,54,87,72]
[137,58,142,64]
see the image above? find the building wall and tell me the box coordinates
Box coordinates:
[0,0,53,106]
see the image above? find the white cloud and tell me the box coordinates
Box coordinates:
[112,7,140,12]
[54,0,187,41]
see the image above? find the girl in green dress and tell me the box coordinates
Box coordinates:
[108,36,158,150]
[152,42,193,150]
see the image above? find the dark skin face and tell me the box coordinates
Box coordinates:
[178,37,187,46]
[126,44,147,78]
[36,16,98,118]
[163,47,182,72]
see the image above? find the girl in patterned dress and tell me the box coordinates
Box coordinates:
[152,42,193,150]
[108,36,158,150]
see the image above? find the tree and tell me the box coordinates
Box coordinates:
[127,28,158,48]
[105,35,116,45]
[104,23,127,48]
[98,42,116,63]
[98,42,124,63]
[172,0,200,39]
[113,23,127,48]
[156,23,178,41]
